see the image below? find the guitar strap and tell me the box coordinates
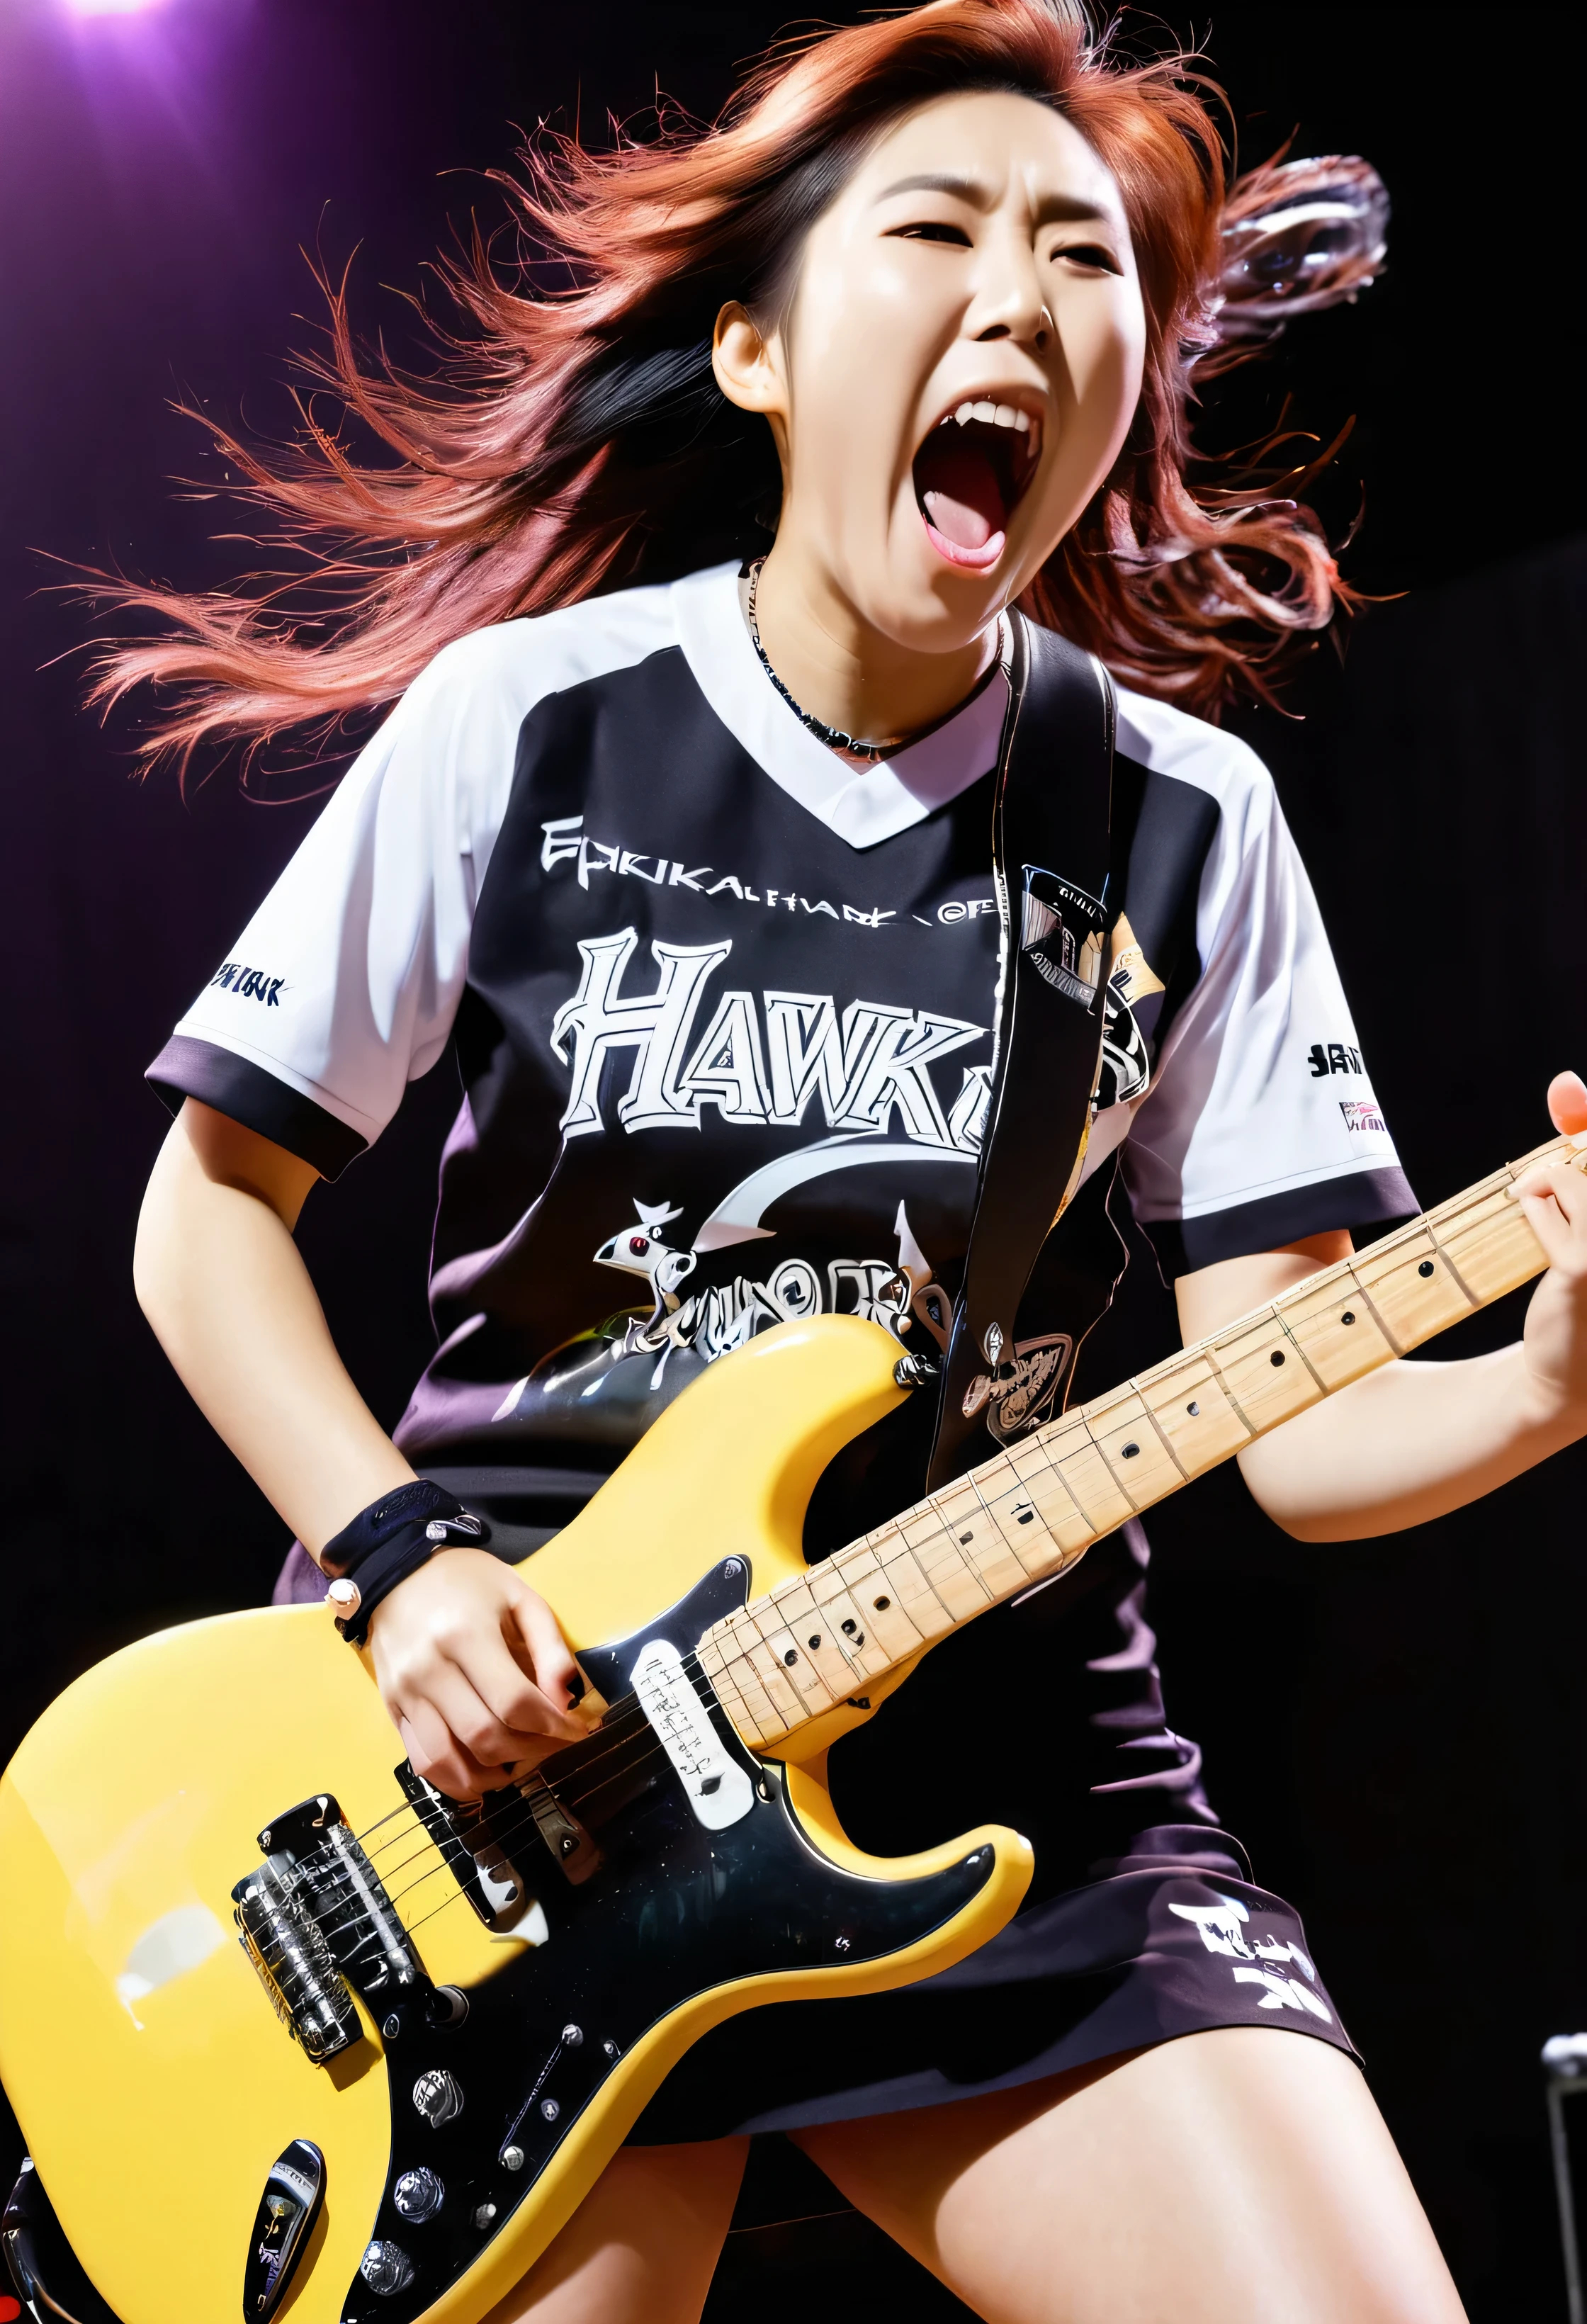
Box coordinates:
[925,611,1117,1491]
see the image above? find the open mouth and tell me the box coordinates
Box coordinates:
[912,401,1041,571]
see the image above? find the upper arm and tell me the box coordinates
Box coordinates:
[134,1100,321,1319]
[142,628,536,1185]
[1173,1229,1354,1345]
[1111,703,1413,1282]
[173,1098,321,1228]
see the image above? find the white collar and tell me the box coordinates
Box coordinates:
[671,562,1007,852]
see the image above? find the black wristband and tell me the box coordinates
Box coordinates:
[321,1479,489,1579]
[320,1481,491,1647]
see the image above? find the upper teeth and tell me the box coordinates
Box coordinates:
[947,401,1030,432]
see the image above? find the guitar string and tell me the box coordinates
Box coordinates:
[325,1162,1571,1952]
[388,1668,734,1943]
[354,1647,760,1917]
[355,1683,659,1861]
[375,1713,678,1919]
[352,1800,419,1850]
[351,1138,1564,1875]
[350,1525,913,1862]
[351,1691,657,1872]
[272,1551,934,1976]
[366,1685,667,1900]
[279,1679,701,1957]
[297,1654,748,1956]
[286,1725,677,1967]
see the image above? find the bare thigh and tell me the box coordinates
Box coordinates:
[794,2028,1467,2324]
[478,2136,747,2324]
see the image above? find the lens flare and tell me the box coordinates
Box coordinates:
[65,0,176,16]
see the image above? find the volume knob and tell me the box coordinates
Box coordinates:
[359,2241,414,2296]
[392,2167,444,2222]
[412,2068,464,2127]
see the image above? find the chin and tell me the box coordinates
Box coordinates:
[871,527,1015,653]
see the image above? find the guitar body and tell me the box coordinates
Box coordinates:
[0,1317,1033,2324]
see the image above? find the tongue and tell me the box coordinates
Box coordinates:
[913,429,1007,550]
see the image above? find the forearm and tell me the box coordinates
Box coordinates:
[133,1102,413,1557]
[1237,1344,1587,1541]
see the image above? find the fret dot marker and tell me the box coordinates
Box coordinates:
[959,1531,973,1545]
[1187,1401,1199,1416]
[1017,1508,1034,1523]
[1270,1350,1285,1367]
[1418,1259,1435,1277]
[873,1596,891,1612]
[1340,1312,1355,1326]
[1121,1442,1140,1458]
[840,1618,858,1635]
[807,1635,821,1650]
[782,1649,798,1666]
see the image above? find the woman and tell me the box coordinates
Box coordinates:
[118,4,1587,2318]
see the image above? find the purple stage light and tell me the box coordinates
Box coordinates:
[64,0,176,16]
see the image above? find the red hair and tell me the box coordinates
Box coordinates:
[90,0,1358,774]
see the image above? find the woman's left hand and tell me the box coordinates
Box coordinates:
[1515,1070,1587,1419]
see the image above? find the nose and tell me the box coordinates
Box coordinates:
[966,218,1051,353]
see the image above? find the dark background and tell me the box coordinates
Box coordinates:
[2,3,1585,2316]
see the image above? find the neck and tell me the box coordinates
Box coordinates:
[749,541,996,752]
[698,1131,1587,1753]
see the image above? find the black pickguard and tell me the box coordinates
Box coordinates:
[340,1559,1000,2323]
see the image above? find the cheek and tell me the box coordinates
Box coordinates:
[784,242,930,474]
[1054,293,1146,457]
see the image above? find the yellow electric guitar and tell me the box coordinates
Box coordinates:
[1,1132,1581,2324]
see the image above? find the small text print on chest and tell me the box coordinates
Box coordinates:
[542,816,988,932]
[210,962,284,1006]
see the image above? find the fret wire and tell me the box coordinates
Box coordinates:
[716,1134,1581,1748]
[1422,1216,1483,1311]
[1135,1392,1192,1484]
[1202,1329,1262,1440]
[1021,1428,1100,1536]
[1340,1265,1404,1358]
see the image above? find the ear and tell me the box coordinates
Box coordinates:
[712,300,786,422]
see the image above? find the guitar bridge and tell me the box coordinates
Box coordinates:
[232,1793,428,2061]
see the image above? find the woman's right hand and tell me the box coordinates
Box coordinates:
[366,1548,600,1800]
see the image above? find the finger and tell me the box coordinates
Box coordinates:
[1514,1161,1587,1222]
[1549,1071,1587,1136]
[447,1617,590,1744]
[506,1584,596,1725]
[424,1662,548,1779]
[395,1699,498,1805]
[1518,1188,1584,1273]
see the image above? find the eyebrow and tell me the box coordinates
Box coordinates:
[874,171,1113,229]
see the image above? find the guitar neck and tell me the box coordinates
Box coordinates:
[697,1131,1587,1754]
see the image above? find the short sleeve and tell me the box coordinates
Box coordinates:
[145,626,537,1177]
[1119,720,1416,1276]
[146,582,689,1173]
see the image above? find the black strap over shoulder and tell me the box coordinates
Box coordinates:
[926,614,1116,1490]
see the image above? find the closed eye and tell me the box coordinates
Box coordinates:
[1054,242,1124,276]
[886,221,974,247]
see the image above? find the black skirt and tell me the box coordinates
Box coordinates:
[273,1516,1355,2139]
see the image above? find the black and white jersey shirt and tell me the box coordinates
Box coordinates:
[149,561,1413,1487]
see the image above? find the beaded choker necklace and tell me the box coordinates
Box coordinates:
[742,558,910,762]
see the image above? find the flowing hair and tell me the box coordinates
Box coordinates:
[87,0,1384,777]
